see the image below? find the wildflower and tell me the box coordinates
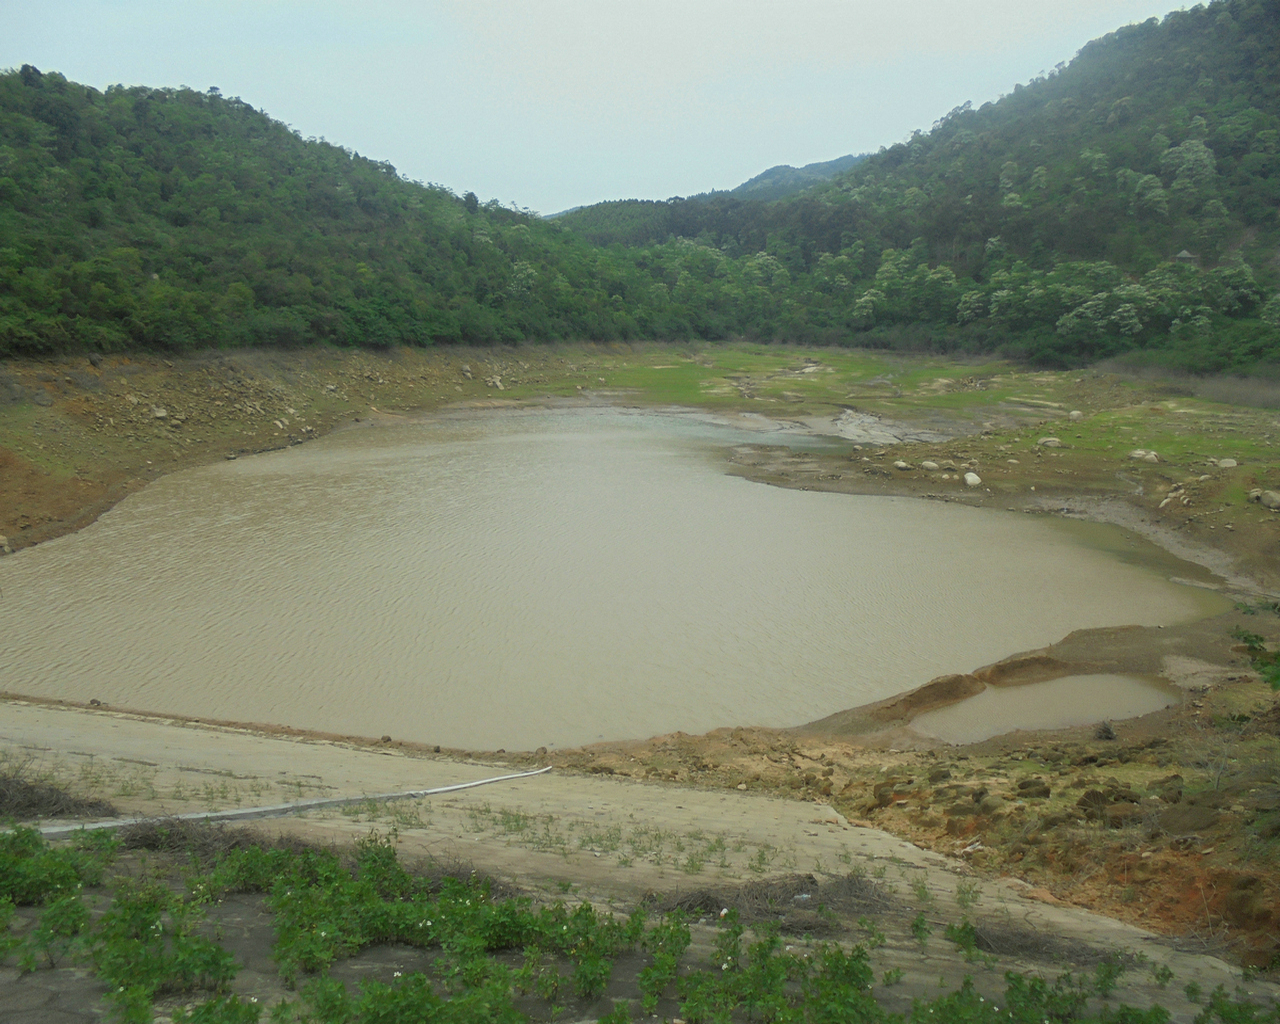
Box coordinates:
[393,971,402,977]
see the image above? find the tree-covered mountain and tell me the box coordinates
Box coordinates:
[727,154,865,201]
[2,0,1279,371]
[0,66,677,355]
[554,0,1280,369]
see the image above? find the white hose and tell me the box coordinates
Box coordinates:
[33,765,553,840]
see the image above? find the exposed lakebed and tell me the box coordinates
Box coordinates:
[0,406,1228,749]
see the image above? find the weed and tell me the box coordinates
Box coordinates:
[747,844,777,874]
[910,911,932,948]
[857,915,887,948]
[1092,955,1126,998]
[954,879,981,910]
[911,876,934,905]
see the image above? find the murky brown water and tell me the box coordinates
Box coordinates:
[908,674,1184,745]
[0,407,1227,750]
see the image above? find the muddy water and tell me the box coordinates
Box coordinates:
[0,407,1227,751]
[908,674,1185,745]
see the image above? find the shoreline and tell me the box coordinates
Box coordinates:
[4,344,1280,968]
[0,344,1273,746]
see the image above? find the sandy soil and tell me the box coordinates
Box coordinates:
[2,698,1275,1021]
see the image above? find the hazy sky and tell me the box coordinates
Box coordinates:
[4,1,1184,214]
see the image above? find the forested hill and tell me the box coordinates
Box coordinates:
[728,155,864,201]
[2,0,1280,371]
[553,0,1280,369]
[0,66,670,355]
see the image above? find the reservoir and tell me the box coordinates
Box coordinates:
[0,406,1225,750]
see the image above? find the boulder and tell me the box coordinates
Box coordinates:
[1037,437,1062,447]
[1217,458,1238,469]
[893,460,911,470]
[1068,410,1084,422]
[920,461,939,471]
[1105,805,1143,828]
[964,472,982,487]
[1158,803,1220,834]
[1260,491,1280,511]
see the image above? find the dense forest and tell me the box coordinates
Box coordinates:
[2,0,1279,370]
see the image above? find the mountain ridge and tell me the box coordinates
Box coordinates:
[2,0,1278,371]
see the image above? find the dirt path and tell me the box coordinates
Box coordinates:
[2,698,1274,1022]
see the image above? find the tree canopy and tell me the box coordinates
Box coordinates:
[2,0,1279,371]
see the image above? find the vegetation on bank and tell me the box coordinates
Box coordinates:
[2,819,1278,1023]
[2,0,1278,370]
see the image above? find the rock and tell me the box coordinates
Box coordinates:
[1158,803,1220,834]
[1248,489,1263,502]
[1037,437,1063,447]
[1261,491,1280,511]
[380,734,392,743]
[978,795,1004,815]
[1224,877,1271,927]
[1217,458,1238,469]
[0,534,9,555]
[921,461,939,471]
[1076,790,1111,820]
[1069,410,1084,422]
[964,472,982,487]
[736,782,747,790]
[1128,449,1151,460]
[1105,805,1142,828]
[152,406,168,419]
[893,460,911,470]
[88,352,103,368]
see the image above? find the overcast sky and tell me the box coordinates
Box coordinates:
[4,1,1184,214]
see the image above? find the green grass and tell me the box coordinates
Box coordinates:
[6,826,1277,1023]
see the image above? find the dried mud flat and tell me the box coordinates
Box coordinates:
[4,344,1280,1014]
